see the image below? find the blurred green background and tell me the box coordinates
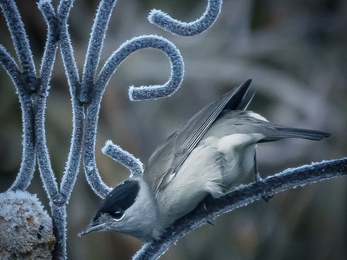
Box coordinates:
[1,0,346,259]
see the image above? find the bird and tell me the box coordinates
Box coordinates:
[79,79,330,241]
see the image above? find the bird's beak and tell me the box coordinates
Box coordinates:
[78,221,105,237]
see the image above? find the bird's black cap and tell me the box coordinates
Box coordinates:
[94,180,140,220]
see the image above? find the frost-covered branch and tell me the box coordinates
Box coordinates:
[34,0,62,206]
[57,0,80,90]
[148,0,222,36]
[97,35,184,101]
[80,0,118,103]
[0,1,36,192]
[57,0,84,204]
[43,0,86,258]
[102,140,144,178]
[0,0,65,258]
[0,0,36,78]
[81,21,184,199]
[134,158,347,260]
[39,0,60,85]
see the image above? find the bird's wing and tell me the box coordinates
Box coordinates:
[146,79,255,192]
[172,79,254,172]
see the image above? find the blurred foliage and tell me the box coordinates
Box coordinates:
[0,0,346,259]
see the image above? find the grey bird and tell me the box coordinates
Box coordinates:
[79,79,330,241]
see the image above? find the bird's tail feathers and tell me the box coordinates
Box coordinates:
[260,126,331,142]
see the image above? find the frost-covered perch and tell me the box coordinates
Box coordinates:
[148,0,223,36]
[133,158,347,260]
[102,140,144,178]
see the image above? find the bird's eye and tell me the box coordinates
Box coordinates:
[111,210,124,221]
